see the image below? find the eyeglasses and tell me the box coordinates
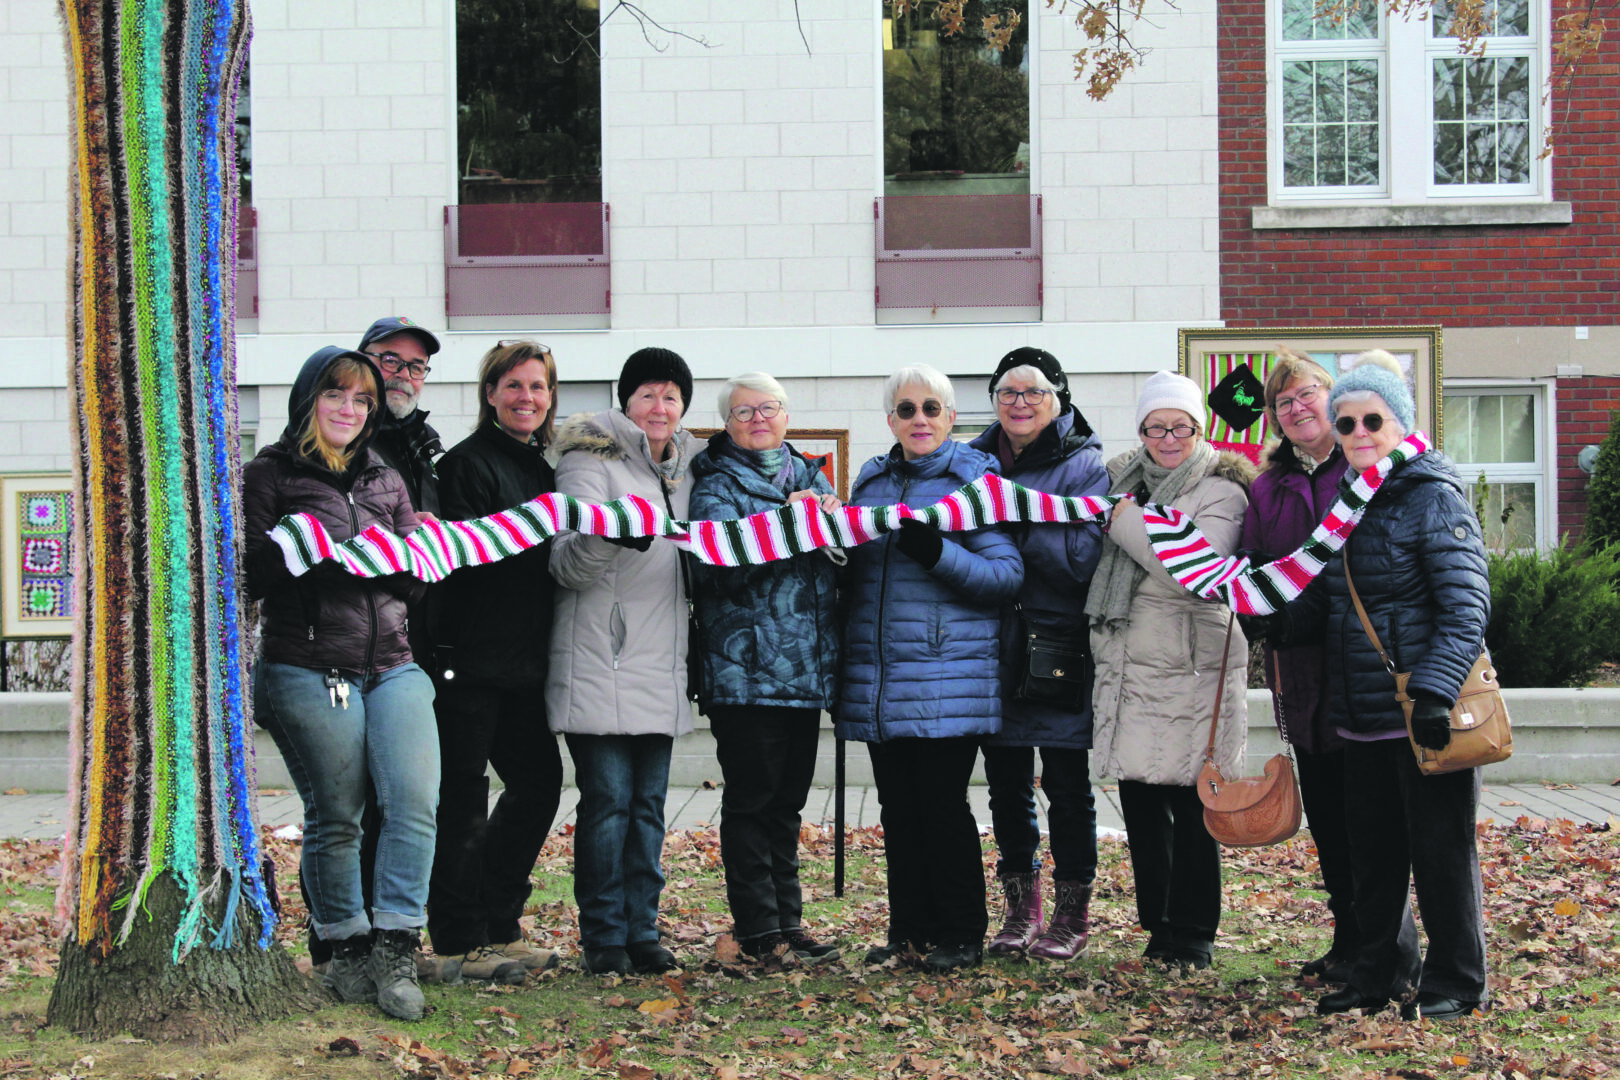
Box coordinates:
[892,399,946,420]
[1141,423,1197,440]
[318,389,376,413]
[727,400,784,423]
[993,388,1052,407]
[1335,413,1392,435]
[367,351,431,379]
[1273,384,1322,416]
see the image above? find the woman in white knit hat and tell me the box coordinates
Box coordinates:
[1086,371,1255,970]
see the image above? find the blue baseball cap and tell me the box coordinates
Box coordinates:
[358,315,441,356]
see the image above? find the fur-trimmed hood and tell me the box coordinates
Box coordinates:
[550,408,694,483]
[1104,446,1258,492]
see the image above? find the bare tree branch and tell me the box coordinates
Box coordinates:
[793,0,812,57]
[603,0,717,52]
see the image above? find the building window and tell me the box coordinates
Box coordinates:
[882,0,1030,197]
[1444,384,1548,550]
[1271,0,1544,203]
[457,0,601,206]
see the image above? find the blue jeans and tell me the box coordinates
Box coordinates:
[983,744,1098,884]
[255,660,439,940]
[564,733,672,950]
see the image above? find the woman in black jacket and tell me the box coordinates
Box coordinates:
[425,340,565,980]
[244,347,437,1020]
[1276,351,1491,1022]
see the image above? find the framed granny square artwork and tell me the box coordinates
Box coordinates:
[1,474,76,639]
[1177,326,1443,464]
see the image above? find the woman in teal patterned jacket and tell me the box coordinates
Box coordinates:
[689,372,843,968]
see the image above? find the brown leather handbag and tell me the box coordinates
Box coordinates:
[1197,613,1303,847]
[1343,553,1512,776]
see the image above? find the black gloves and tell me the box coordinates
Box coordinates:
[1409,693,1453,750]
[894,518,944,570]
[604,534,654,552]
[1237,609,1289,644]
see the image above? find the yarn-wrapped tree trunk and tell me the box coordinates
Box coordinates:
[47,0,318,1041]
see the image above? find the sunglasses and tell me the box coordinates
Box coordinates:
[1335,413,1392,435]
[893,399,946,420]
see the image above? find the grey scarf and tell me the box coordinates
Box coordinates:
[1084,439,1217,626]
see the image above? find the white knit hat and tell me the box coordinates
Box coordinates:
[1136,371,1207,431]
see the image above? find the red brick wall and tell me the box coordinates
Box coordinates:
[1218,1,1620,327]
[1557,377,1620,545]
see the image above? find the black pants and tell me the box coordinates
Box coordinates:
[1295,744,1361,958]
[427,681,563,956]
[1118,780,1221,953]
[709,704,821,941]
[867,736,988,949]
[1343,738,1486,1003]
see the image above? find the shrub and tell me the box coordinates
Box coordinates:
[1485,541,1620,687]
[1584,407,1620,554]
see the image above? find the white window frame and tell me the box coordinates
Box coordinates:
[1267,0,1551,210]
[1443,378,1555,551]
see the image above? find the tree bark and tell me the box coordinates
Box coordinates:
[47,874,322,1043]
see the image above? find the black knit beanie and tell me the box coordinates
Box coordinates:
[616,347,694,411]
[990,347,1070,411]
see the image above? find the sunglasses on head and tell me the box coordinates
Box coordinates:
[893,399,945,420]
[1335,413,1391,435]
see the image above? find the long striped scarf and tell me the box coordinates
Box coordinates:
[268,433,1432,616]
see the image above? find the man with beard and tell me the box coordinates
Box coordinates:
[358,315,444,520]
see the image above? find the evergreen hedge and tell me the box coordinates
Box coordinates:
[1485,540,1620,688]
[1584,407,1620,554]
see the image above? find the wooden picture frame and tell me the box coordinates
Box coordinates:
[0,473,76,640]
[684,428,851,502]
[1176,326,1444,460]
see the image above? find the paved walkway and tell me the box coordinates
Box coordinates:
[2,780,1616,841]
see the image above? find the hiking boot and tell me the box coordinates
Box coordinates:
[490,939,561,973]
[627,940,680,974]
[987,871,1043,956]
[323,934,377,1004]
[782,928,841,963]
[437,944,528,985]
[583,946,633,974]
[739,932,802,971]
[369,929,426,1021]
[1029,881,1092,961]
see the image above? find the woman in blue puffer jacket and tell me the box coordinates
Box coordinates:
[967,348,1109,962]
[836,363,1023,973]
[689,372,843,970]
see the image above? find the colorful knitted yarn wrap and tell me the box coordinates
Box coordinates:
[59,0,270,958]
[271,434,1432,616]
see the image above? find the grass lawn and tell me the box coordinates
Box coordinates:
[0,808,1616,1079]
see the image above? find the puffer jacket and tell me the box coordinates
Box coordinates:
[434,420,555,689]
[1240,441,1351,754]
[969,410,1109,749]
[834,439,1023,744]
[688,433,839,710]
[546,409,696,738]
[1284,451,1490,737]
[1091,450,1253,786]
[243,346,422,675]
[371,407,443,516]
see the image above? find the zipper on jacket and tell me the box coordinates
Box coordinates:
[349,491,380,676]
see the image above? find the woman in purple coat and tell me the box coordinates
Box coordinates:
[1237,348,1356,982]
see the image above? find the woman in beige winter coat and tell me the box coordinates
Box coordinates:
[1086,371,1253,971]
[547,347,696,977]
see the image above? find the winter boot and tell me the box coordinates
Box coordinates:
[369,928,427,1021]
[1029,880,1092,961]
[323,934,377,1004]
[987,871,1043,956]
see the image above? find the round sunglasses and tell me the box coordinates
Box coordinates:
[1335,413,1393,435]
[892,399,946,420]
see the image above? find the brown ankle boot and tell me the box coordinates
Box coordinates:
[987,871,1043,956]
[1029,880,1091,960]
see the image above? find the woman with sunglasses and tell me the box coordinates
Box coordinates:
[425,341,564,984]
[837,363,1023,972]
[1266,350,1490,1021]
[966,348,1109,961]
[1087,371,1254,971]
[688,373,843,969]
[1236,348,1360,985]
[244,347,438,1020]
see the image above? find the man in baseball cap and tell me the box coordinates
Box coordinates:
[358,316,444,519]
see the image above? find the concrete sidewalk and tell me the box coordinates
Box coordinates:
[3,779,1617,841]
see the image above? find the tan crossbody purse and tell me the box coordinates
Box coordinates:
[1343,550,1512,775]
